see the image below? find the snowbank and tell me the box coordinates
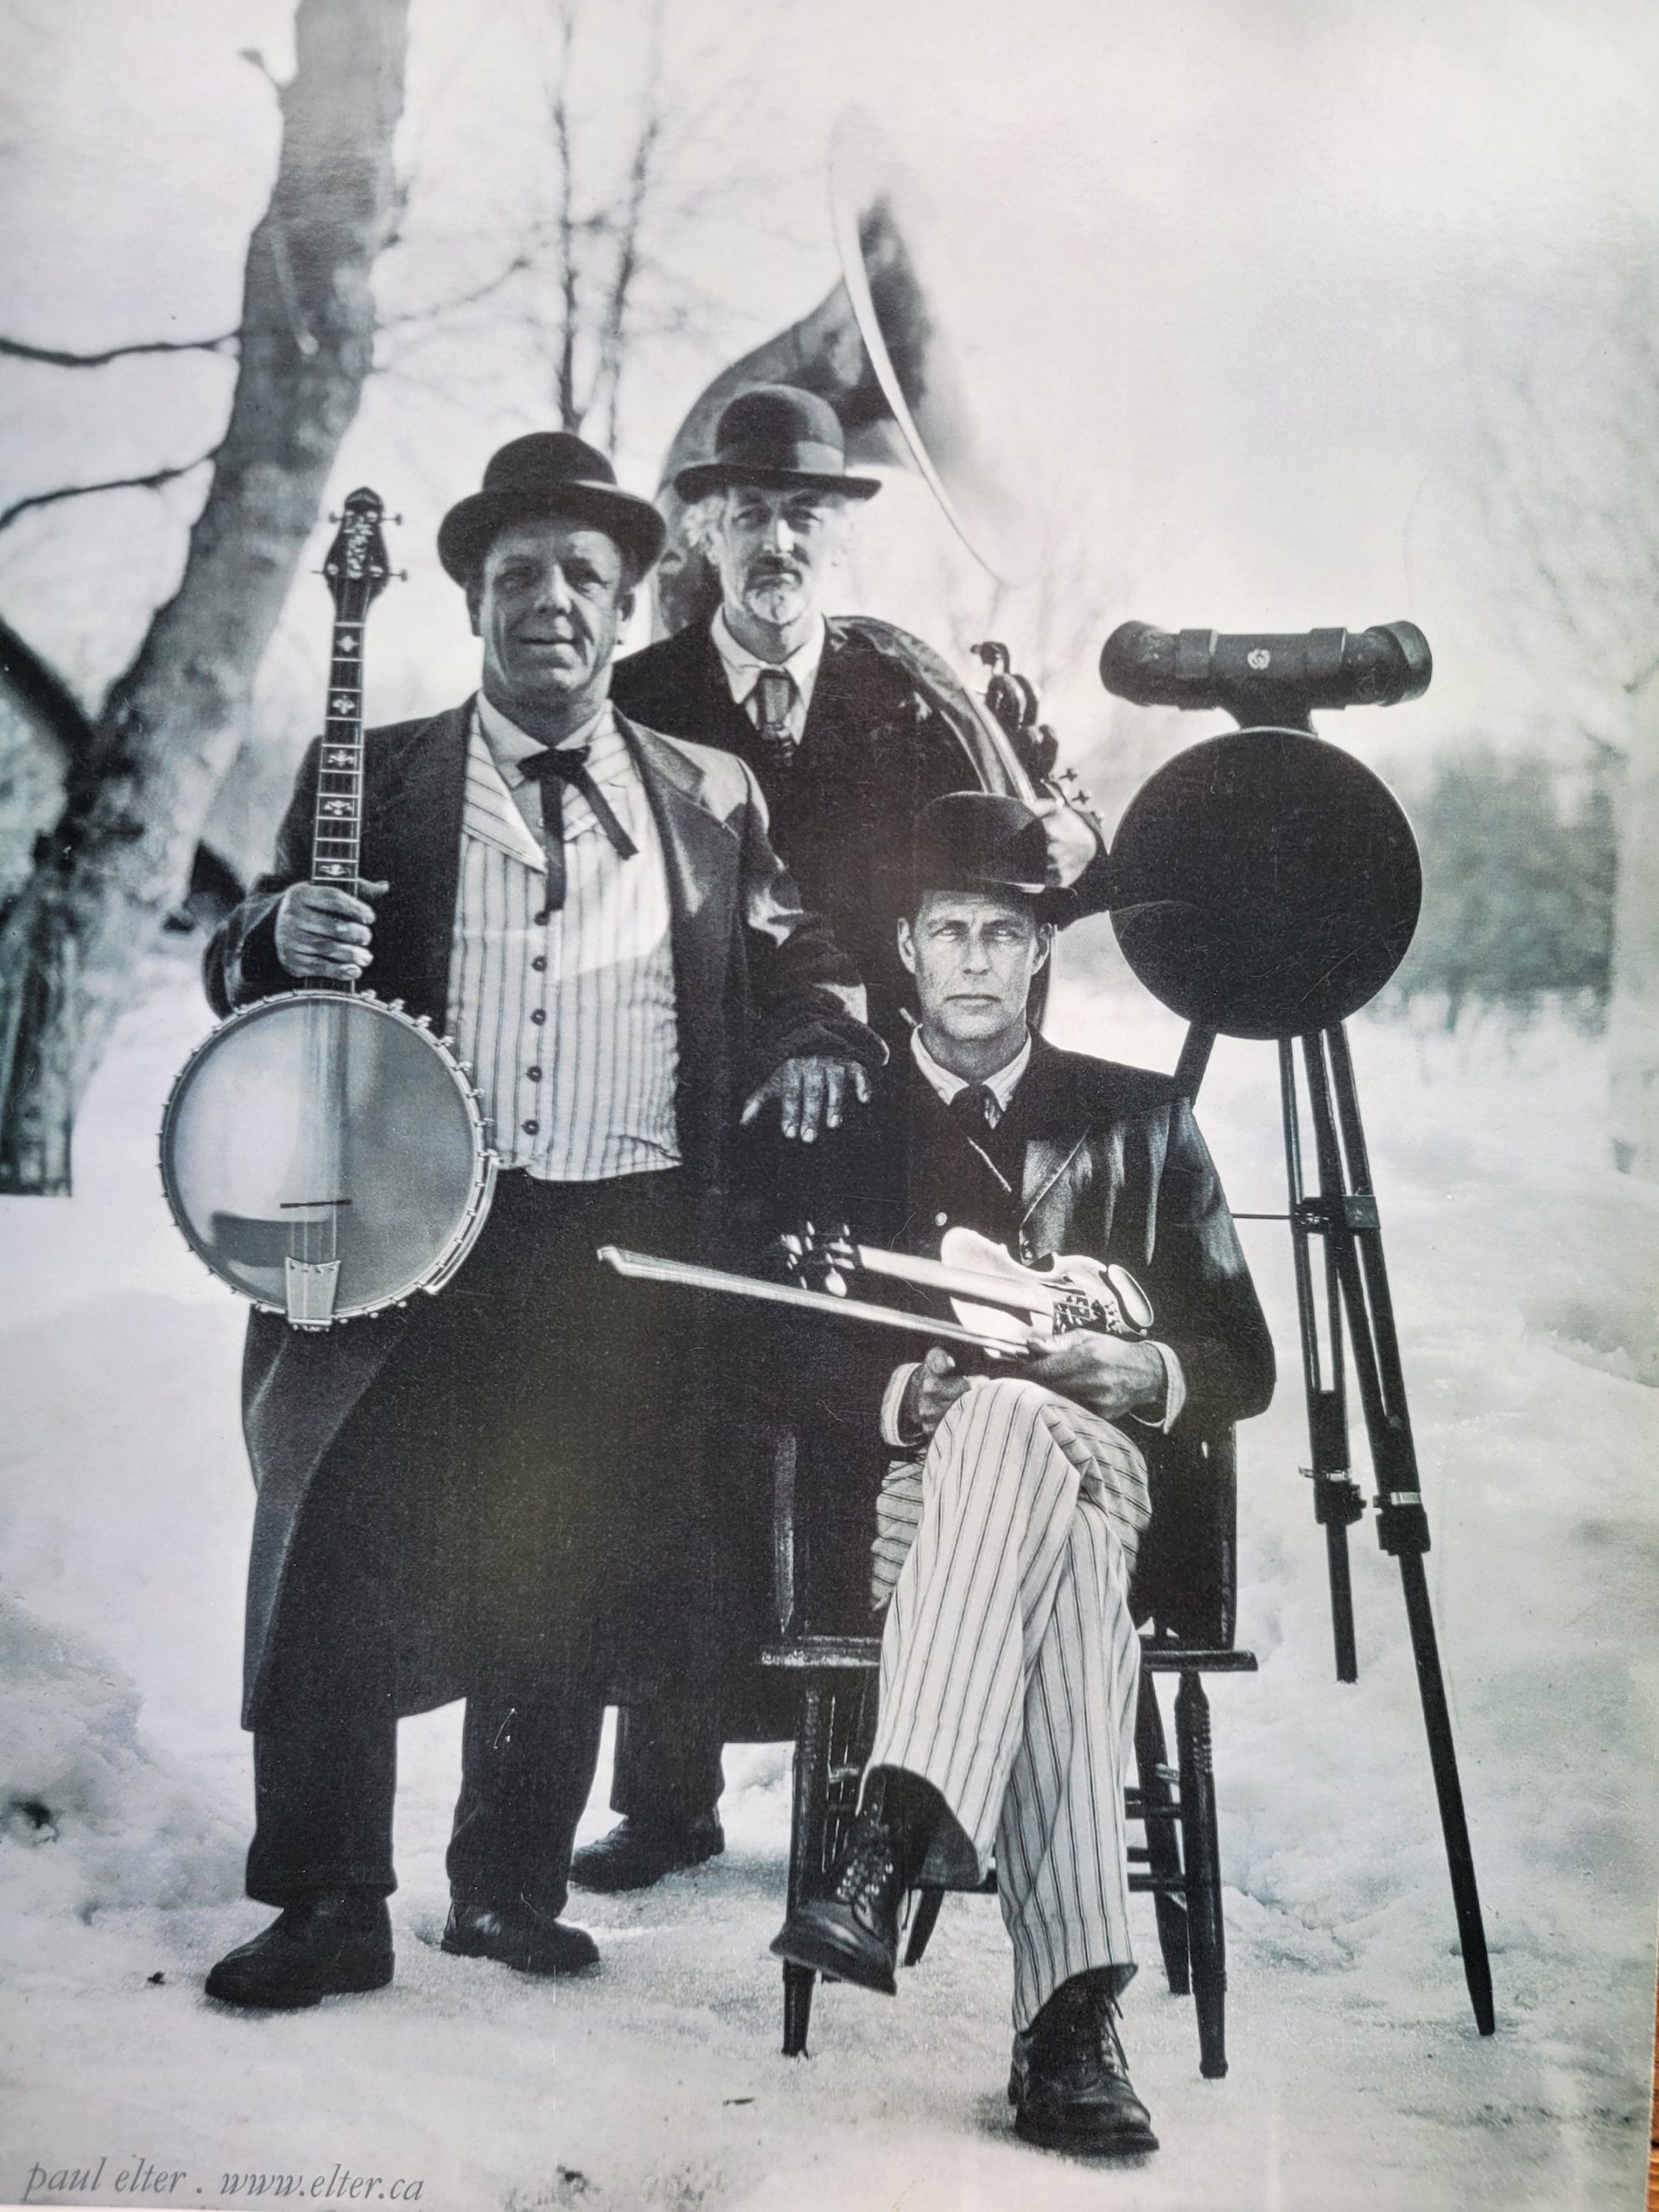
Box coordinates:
[1,941,1655,2211]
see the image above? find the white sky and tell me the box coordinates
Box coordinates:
[2,0,1656,823]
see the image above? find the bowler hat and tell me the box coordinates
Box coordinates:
[672,385,882,504]
[911,791,1052,906]
[437,431,667,586]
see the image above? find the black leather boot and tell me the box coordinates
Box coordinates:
[569,1813,724,1893]
[1009,1974,1158,2155]
[769,1805,906,1993]
[205,1891,393,2010]
[442,1898,600,1977]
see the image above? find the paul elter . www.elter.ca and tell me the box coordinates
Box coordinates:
[21,2158,426,2202]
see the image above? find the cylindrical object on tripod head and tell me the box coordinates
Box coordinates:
[1105,729,1421,1038]
[1099,621,1431,721]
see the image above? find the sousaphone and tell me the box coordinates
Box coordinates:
[656,109,1038,634]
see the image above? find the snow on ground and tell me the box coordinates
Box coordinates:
[2,935,1656,2212]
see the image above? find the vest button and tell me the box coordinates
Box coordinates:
[533,909,550,926]
[934,1212,949,1227]
[531,955,547,972]
[526,1067,543,1083]
[522,1119,540,1136]
[529,1007,546,1025]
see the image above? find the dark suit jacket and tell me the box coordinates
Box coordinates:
[771,1034,1275,1638]
[612,616,1112,1040]
[205,699,880,1721]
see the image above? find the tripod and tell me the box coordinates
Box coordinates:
[1175,1014,1496,2037]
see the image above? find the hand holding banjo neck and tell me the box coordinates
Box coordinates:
[311,490,393,915]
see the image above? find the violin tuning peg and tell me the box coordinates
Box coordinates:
[388,997,405,1011]
[397,569,410,583]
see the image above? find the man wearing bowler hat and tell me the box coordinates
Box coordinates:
[768,791,1274,2156]
[579,384,1116,1894]
[200,431,881,2008]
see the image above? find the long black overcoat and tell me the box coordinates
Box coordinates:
[204,701,877,1725]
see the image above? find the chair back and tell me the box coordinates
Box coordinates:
[1132,1427,1237,1650]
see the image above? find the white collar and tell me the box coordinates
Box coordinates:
[476,690,615,779]
[911,1027,1033,1121]
[709,607,828,709]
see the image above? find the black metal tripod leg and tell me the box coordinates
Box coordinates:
[1175,1670,1228,2078]
[1135,1671,1190,1994]
[1308,1026,1495,2038]
[1282,1035,1361,1681]
[1400,1554,1496,2036]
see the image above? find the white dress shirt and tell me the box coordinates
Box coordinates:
[446,694,680,1183]
[709,608,829,742]
[880,1032,1185,1442]
[910,1026,1032,1124]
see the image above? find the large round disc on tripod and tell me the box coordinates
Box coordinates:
[1107,728,1421,1038]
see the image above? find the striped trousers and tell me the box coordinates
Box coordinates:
[866,1376,1153,2030]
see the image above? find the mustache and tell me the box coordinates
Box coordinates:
[745,558,804,587]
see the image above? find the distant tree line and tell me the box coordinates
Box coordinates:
[1388,744,1617,1028]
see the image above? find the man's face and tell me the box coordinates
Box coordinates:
[898,890,1049,1051]
[469,515,633,717]
[708,485,846,632]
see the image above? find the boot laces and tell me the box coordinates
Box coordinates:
[829,1808,898,1908]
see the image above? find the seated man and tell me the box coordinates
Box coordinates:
[769,792,1274,2156]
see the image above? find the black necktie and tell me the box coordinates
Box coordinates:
[752,667,798,772]
[949,1082,997,1135]
[518,743,638,911]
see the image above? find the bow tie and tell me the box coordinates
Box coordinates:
[518,741,594,786]
[515,741,637,909]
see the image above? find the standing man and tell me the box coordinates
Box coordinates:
[576,385,1113,1894]
[770,792,1274,2156]
[611,383,1109,1042]
[201,432,880,2009]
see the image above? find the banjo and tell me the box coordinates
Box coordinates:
[160,488,497,1329]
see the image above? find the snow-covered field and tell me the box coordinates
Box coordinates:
[2,935,1656,2212]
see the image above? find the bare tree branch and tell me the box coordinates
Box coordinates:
[549,0,582,430]
[374,250,536,331]
[594,0,664,451]
[0,333,238,369]
[0,611,97,771]
[0,448,219,537]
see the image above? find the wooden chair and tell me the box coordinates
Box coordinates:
[759,1427,1255,2078]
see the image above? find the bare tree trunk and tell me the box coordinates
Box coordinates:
[0,0,410,1192]
[1609,685,1658,1177]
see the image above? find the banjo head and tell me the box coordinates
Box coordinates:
[160,991,494,1320]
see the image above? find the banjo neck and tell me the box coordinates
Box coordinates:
[312,488,391,910]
